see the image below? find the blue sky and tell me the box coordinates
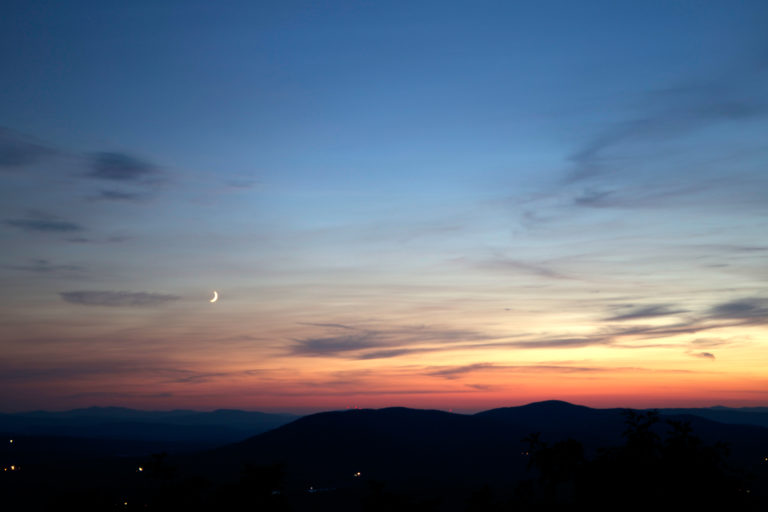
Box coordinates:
[1,1,767,411]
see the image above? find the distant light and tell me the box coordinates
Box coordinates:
[8,439,13,444]
[137,466,144,472]
[10,465,15,471]
[124,501,128,506]
[353,471,361,477]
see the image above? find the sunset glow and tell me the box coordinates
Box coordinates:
[1,1,767,413]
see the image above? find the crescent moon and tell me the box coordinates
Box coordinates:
[210,290,218,303]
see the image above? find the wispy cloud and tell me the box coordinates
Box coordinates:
[291,333,383,356]
[65,235,130,244]
[297,322,356,330]
[290,325,492,359]
[708,297,768,322]
[1,128,165,214]
[691,352,716,360]
[357,349,430,360]
[605,304,688,322]
[0,128,55,169]
[604,297,768,340]
[293,329,615,360]
[161,370,236,384]
[609,321,726,341]
[3,212,84,233]
[429,362,560,379]
[60,290,179,307]
[424,362,681,379]
[534,58,768,223]
[567,80,766,183]
[64,391,174,400]
[495,337,613,350]
[0,360,153,382]
[160,367,273,384]
[91,189,145,202]
[289,296,765,360]
[689,338,729,348]
[4,259,82,274]
[0,358,267,386]
[226,178,260,189]
[572,184,709,209]
[87,152,158,182]
[473,258,572,280]
[268,387,482,398]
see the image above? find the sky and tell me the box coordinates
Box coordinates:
[1,1,767,413]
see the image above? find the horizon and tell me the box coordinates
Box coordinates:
[4,398,766,417]
[2,2,767,412]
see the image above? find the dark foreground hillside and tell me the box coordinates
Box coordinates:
[2,401,767,511]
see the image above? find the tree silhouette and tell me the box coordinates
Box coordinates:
[515,410,757,509]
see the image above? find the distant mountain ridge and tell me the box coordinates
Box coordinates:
[0,407,298,449]
[655,407,768,428]
[3,401,768,447]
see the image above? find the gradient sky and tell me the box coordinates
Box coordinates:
[1,1,767,413]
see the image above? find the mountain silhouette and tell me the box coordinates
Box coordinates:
[181,401,768,496]
[4,401,768,510]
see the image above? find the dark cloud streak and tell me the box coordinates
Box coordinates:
[60,291,179,307]
[297,322,356,330]
[291,333,385,356]
[88,152,158,181]
[290,325,493,359]
[605,304,688,321]
[573,184,710,209]
[64,391,174,400]
[4,259,82,274]
[567,84,766,183]
[289,296,765,360]
[708,298,768,322]
[92,190,144,202]
[4,216,83,233]
[426,362,660,379]
[0,128,55,168]
[475,258,572,280]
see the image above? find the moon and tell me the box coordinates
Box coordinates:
[210,290,218,303]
